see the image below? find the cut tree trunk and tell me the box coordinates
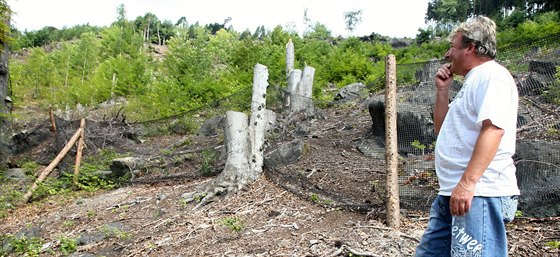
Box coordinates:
[285,38,294,79]
[249,63,269,175]
[288,66,317,121]
[182,63,271,208]
[286,69,302,108]
[215,110,251,189]
[284,38,296,107]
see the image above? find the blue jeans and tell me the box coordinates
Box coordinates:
[415,195,518,257]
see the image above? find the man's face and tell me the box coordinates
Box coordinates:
[444,32,469,76]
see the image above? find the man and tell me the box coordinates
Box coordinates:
[415,16,519,257]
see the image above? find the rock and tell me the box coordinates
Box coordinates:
[333,83,367,103]
[198,115,225,136]
[367,95,436,156]
[3,168,27,180]
[264,140,308,168]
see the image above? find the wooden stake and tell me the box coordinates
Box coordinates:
[49,109,57,133]
[385,54,400,229]
[22,124,83,203]
[73,119,86,188]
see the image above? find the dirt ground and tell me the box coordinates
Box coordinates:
[1,102,559,257]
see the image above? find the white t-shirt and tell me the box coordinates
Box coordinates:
[435,60,520,196]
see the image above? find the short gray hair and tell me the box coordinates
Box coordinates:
[449,16,497,58]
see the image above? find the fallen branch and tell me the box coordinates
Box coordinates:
[328,244,380,257]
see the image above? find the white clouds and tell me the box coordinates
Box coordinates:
[7,0,429,38]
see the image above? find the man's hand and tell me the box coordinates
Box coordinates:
[450,181,475,216]
[435,63,453,91]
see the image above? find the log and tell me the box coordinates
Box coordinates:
[22,124,83,203]
[73,119,86,188]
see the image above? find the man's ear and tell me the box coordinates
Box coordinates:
[467,42,477,52]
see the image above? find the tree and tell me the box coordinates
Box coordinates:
[303,8,313,35]
[343,10,363,36]
[25,48,54,99]
[0,0,11,164]
[176,16,188,28]
[205,22,225,35]
[134,12,160,44]
[158,20,175,45]
[304,22,332,40]
[527,0,560,14]
[114,3,127,28]
[425,0,558,29]
[253,25,266,39]
[425,0,469,37]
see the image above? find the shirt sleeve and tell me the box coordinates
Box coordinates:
[475,77,516,130]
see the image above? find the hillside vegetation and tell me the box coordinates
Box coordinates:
[7,5,559,123]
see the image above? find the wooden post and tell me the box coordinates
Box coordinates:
[73,119,86,188]
[22,124,83,203]
[385,54,400,229]
[49,109,57,133]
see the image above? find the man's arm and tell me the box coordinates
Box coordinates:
[434,63,453,133]
[434,87,450,134]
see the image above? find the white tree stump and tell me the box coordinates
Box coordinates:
[285,38,294,79]
[183,63,271,209]
[286,69,302,107]
[220,110,251,185]
[290,66,316,116]
[250,63,269,176]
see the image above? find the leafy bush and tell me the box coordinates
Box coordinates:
[0,185,21,218]
[499,11,560,48]
[218,217,245,232]
[200,149,218,176]
[59,236,78,255]
[5,235,44,257]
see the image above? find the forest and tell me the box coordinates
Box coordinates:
[1,0,559,122]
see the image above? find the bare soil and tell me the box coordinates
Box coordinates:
[1,102,559,257]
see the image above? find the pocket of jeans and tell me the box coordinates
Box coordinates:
[501,196,519,222]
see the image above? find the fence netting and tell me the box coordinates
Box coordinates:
[394,33,560,217]
[78,34,560,218]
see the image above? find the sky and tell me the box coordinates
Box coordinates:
[7,0,430,38]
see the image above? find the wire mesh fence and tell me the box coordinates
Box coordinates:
[63,34,560,218]
[394,33,560,217]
